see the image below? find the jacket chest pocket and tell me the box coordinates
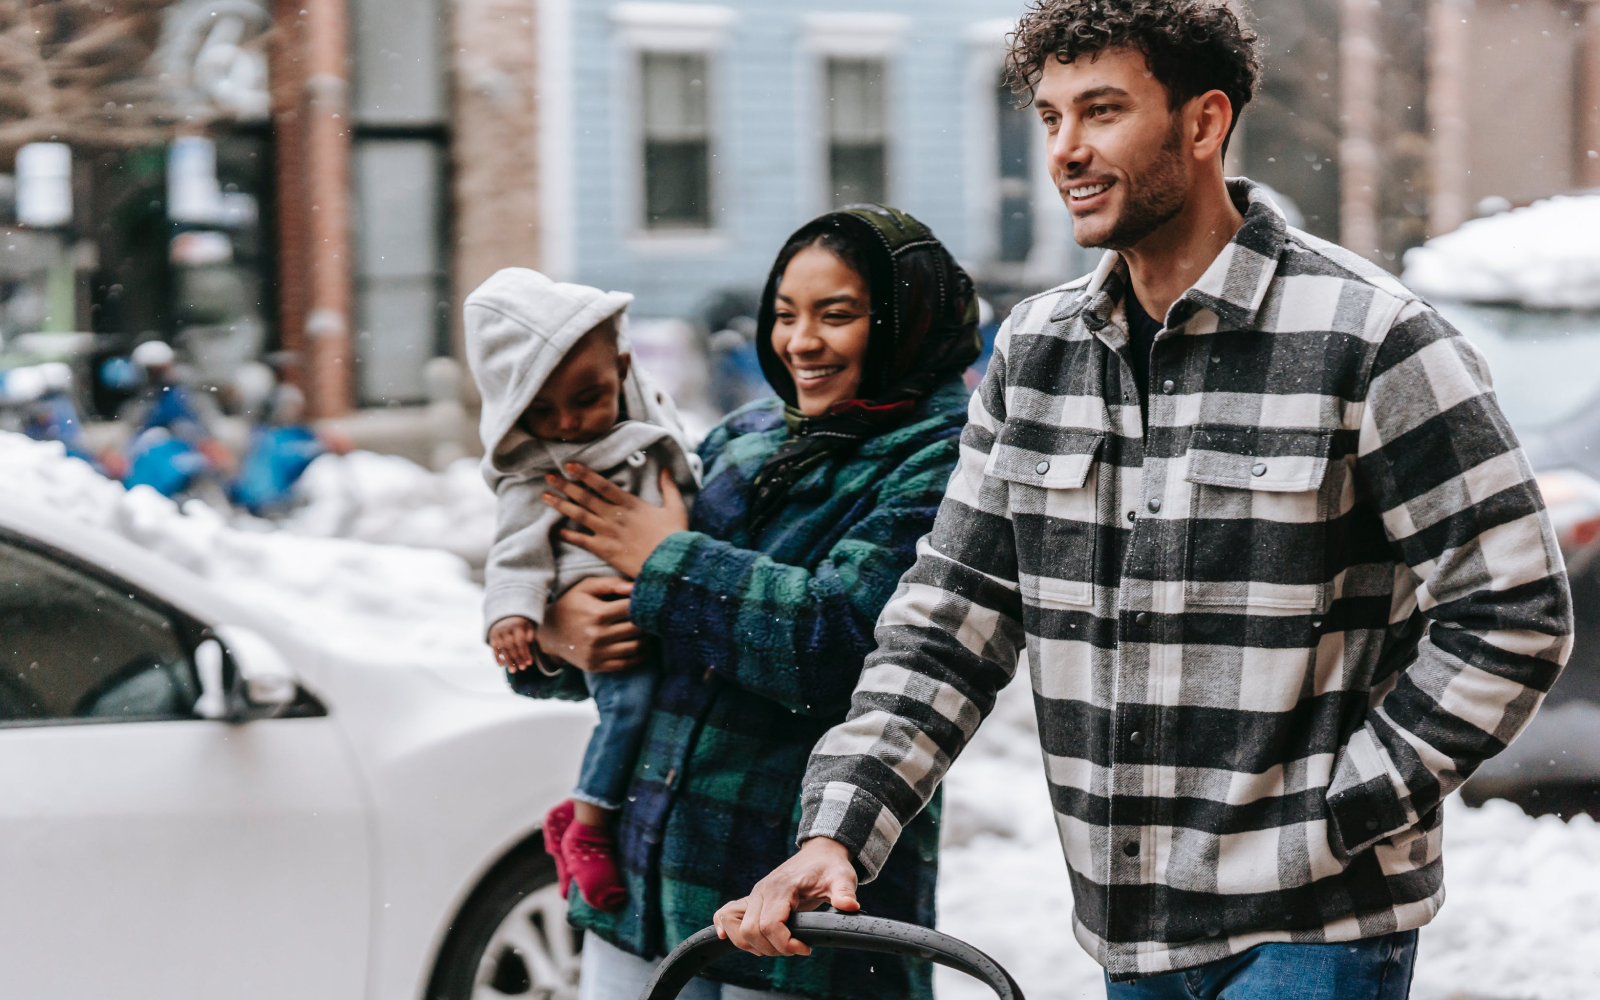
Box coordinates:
[1183,426,1335,613]
[985,427,1104,609]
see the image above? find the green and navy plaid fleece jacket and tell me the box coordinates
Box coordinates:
[799,180,1573,981]
[564,379,970,1000]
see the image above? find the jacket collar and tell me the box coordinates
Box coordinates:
[1054,178,1288,333]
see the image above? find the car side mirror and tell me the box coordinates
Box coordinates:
[193,626,299,721]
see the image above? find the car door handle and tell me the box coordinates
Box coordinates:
[636,911,1025,1000]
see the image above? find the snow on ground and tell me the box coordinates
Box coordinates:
[282,450,497,570]
[1402,194,1600,309]
[5,432,1599,999]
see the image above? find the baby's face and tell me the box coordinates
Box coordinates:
[520,323,630,443]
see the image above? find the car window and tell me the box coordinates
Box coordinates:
[0,539,200,725]
[1437,303,1600,431]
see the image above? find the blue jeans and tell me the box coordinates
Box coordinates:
[574,666,657,810]
[1106,931,1417,1000]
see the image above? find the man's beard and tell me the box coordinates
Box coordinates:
[1079,120,1188,251]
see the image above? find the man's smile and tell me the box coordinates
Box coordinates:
[1067,178,1117,208]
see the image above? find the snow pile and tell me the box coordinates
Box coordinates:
[0,433,490,669]
[1402,195,1600,309]
[935,678,1600,1000]
[283,450,497,569]
[1414,800,1600,1000]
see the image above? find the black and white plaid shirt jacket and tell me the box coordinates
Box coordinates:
[798,180,1573,979]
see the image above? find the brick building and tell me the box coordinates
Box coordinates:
[271,0,541,415]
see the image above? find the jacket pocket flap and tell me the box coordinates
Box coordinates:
[1185,426,1332,493]
[985,427,1104,489]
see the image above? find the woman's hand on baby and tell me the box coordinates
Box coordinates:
[539,577,645,674]
[488,616,538,673]
[542,465,689,579]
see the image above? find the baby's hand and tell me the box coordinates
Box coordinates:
[489,616,539,673]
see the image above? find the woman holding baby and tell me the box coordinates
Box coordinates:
[480,206,980,1000]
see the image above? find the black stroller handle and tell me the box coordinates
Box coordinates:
[636,911,1026,1000]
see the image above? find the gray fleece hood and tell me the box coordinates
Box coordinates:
[464,268,638,467]
[468,269,702,633]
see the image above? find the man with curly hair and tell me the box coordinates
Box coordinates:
[717,2,1571,998]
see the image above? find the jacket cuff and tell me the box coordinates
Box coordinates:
[482,582,550,639]
[798,780,903,884]
[1326,725,1418,858]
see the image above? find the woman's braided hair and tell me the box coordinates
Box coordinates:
[1005,0,1261,151]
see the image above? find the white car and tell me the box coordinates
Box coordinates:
[0,499,592,1000]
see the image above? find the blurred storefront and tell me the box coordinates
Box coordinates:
[0,0,274,421]
[0,0,538,425]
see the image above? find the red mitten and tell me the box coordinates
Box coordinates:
[542,800,575,898]
[562,821,627,912]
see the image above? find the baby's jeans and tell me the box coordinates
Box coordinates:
[573,666,657,811]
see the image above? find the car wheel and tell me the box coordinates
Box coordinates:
[428,848,583,1000]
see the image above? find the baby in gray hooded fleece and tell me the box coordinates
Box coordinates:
[464,268,700,910]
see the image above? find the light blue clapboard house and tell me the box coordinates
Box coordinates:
[536,0,1100,321]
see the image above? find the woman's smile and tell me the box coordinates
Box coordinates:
[791,362,848,387]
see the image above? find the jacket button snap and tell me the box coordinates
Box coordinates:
[1147,498,1161,513]
[1134,612,1150,626]
[1129,730,1146,747]
[1252,463,1268,477]
[1161,379,1175,395]
[1127,510,1137,522]
[1124,841,1141,857]
[1036,460,1051,475]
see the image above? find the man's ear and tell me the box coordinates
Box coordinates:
[1189,89,1234,163]
[616,351,632,380]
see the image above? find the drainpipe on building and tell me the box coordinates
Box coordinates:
[1427,0,1472,236]
[269,0,353,418]
[268,0,308,394]
[302,0,353,418]
[1583,0,1600,189]
[1340,0,1381,260]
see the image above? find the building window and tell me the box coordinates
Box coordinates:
[642,52,711,229]
[996,74,1034,263]
[350,0,449,405]
[826,58,887,207]
[352,140,445,404]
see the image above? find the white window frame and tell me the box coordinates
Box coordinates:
[964,19,1076,284]
[610,2,736,251]
[800,13,907,216]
